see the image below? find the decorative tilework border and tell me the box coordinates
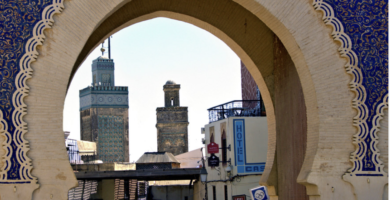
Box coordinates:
[0,0,65,183]
[313,0,387,176]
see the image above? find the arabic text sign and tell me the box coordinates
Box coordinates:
[207,142,219,154]
[208,154,220,167]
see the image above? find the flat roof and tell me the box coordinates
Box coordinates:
[75,168,202,180]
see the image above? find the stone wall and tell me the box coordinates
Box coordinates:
[156,107,188,123]
[241,61,258,101]
[80,107,129,162]
[274,35,308,200]
[156,107,189,155]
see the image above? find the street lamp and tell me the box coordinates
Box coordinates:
[200,148,208,200]
[225,165,232,178]
[200,166,208,200]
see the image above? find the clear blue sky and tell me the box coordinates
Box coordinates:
[63,17,242,162]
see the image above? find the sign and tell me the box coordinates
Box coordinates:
[234,120,245,166]
[250,186,269,200]
[207,142,219,154]
[233,195,246,200]
[208,154,220,167]
[233,119,265,174]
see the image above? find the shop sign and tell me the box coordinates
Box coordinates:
[207,142,219,154]
[208,154,220,167]
[234,119,265,174]
[233,195,246,200]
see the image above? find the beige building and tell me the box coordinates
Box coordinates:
[196,116,267,200]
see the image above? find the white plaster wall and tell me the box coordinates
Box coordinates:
[203,117,267,181]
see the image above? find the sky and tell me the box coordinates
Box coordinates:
[63,17,242,162]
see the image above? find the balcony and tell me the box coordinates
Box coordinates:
[207,100,266,123]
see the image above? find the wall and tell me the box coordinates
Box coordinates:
[193,181,204,200]
[149,185,194,200]
[96,179,115,200]
[71,163,135,172]
[203,117,267,199]
[156,107,189,155]
[228,118,268,175]
[204,175,261,200]
[81,107,130,162]
[241,61,258,101]
[274,35,308,200]
[204,117,267,178]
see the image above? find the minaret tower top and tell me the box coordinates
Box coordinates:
[163,80,180,107]
[92,39,115,86]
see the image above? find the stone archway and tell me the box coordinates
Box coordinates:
[0,0,387,199]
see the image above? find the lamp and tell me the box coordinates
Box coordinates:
[200,148,208,200]
[225,165,232,178]
[200,167,208,183]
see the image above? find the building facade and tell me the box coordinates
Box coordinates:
[241,61,266,116]
[196,116,268,200]
[156,81,189,156]
[79,56,129,162]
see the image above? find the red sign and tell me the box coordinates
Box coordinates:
[207,142,219,154]
[233,195,246,200]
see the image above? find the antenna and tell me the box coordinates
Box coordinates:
[108,36,111,59]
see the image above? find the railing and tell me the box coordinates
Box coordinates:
[67,151,124,164]
[207,100,265,123]
[79,86,128,95]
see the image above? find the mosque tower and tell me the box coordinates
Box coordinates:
[156,81,189,155]
[79,38,129,162]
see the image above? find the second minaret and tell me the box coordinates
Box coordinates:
[156,80,189,155]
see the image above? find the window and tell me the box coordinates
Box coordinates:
[210,133,215,143]
[213,186,216,200]
[171,98,174,106]
[224,185,228,200]
[101,73,111,85]
[222,130,227,166]
[138,181,146,196]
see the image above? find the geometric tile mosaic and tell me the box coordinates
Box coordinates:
[313,0,388,177]
[98,115,124,162]
[0,0,64,184]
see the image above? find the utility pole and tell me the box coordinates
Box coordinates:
[108,36,111,59]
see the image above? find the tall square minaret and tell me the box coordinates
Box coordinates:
[79,56,129,162]
[156,81,189,155]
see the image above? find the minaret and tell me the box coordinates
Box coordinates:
[156,80,189,155]
[79,39,129,162]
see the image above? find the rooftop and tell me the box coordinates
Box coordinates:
[136,152,180,164]
[207,100,266,123]
[165,80,176,85]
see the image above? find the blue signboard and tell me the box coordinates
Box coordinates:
[233,119,265,174]
[250,186,269,200]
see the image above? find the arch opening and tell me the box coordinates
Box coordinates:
[64,5,310,198]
